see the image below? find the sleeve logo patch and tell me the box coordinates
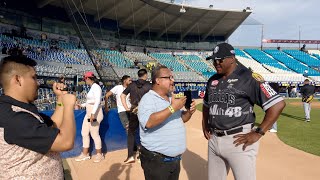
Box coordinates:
[252,72,265,82]
[260,83,277,98]
[211,80,219,86]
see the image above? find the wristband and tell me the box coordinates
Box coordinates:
[57,102,63,107]
[168,105,175,114]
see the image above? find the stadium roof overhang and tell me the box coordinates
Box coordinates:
[37,0,252,41]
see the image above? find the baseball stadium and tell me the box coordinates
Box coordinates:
[0,0,319,179]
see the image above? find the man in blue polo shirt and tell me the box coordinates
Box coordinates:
[137,65,196,180]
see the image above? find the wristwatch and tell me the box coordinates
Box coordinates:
[254,127,265,136]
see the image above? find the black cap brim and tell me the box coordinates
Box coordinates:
[205,56,213,60]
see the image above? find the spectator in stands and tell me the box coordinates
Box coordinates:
[121,69,151,164]
[1,46,7,54]
[36,47,42,55]
[0,55,77,179]
[8,47,22,56]
[137,65,196,180]
[105,75,132,132]
[143,46,147,54]
[300,79,315,122]
[20,26,27,38]
[41,33,47,42]
[300,44,307,53]
[11,29,17,37]
[75,72,104,163]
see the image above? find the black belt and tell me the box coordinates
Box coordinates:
[211,124,254,137]
[140,146,182,162]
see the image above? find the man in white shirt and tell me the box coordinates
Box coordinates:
[105,75,132,131]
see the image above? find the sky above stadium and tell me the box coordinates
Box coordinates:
[171,0,320,48]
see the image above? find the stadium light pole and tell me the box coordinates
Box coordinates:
[260,24,264,50]
[299,25,301,49]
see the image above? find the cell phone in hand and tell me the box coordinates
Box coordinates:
[184,90,192,109]
[88,118,97,122]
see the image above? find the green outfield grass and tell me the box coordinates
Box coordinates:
[196,99,320,156]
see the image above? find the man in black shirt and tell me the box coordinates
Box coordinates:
[203,43,286,180]
[121,69,152,164]
[300,79,315,122]
[0,55,76,179]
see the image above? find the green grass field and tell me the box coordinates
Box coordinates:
[196,99,320,156]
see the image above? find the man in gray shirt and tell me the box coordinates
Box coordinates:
[203,43,286,180]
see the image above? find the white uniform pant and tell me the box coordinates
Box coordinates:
[81,104,103,149]
[208,124,259,180]
[303,102,311,119]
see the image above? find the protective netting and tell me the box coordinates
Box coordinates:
[62,0,120,91]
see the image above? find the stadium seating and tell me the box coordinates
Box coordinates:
[237,56,270,74]
[4,26,320,111]
[123,51,155,64]
[263,49,320,76]
[235,48,250,58]
[308,50,320,60]
[283,49,320,67]
[244,49,291,71]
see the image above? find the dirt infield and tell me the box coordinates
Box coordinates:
[66,99,320,180]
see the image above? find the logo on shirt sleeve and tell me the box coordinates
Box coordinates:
[211,80,219,86]
[252,72,265,83]
[260,83,277,98]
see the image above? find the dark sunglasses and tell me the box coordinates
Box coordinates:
[213,56,233,64]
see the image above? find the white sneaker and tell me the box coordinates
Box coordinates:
[93,153,104,163]
[75,153,90,162]
[269,129,277,133]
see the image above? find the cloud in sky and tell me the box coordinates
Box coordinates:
[173,0,320,47]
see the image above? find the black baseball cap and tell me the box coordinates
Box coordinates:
[206,43,235,60]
